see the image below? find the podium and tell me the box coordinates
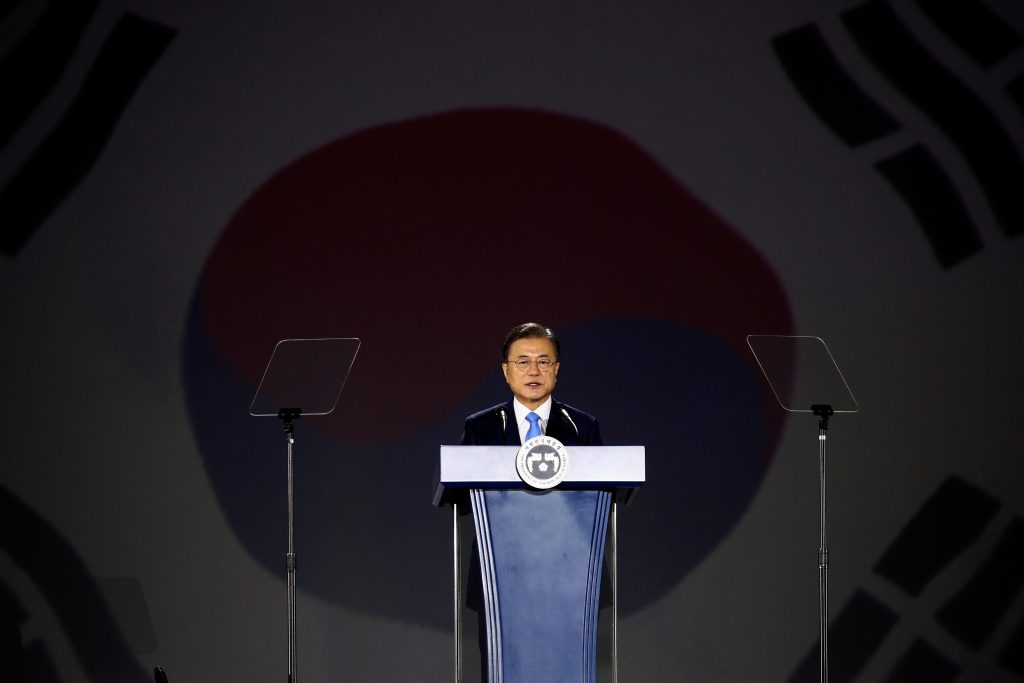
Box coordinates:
[435,446,645,683]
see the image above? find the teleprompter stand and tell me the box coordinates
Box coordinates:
[747,335,858,683]
[250,338,361,683]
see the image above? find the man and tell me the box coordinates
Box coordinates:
[459,322,606,681]
[461,322,602,447]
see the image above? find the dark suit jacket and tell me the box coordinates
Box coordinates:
[458,396,609,654]
[460,398,602,446]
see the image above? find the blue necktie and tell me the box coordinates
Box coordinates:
[525,412,542,440]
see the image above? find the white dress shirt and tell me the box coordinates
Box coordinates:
[512,396,552,444]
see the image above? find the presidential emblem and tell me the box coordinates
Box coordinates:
[516,436,570,489]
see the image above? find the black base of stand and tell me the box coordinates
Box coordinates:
[811,404,833,429]
[278,407,302,429]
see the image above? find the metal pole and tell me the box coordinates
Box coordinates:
[453,503,463,682]
[611,500,619,683]
[815,407,831,683]
[286,424,298,683]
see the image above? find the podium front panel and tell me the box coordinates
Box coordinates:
[471,488,610,683]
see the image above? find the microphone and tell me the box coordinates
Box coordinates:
[498,408,507,437]
[560,408,579,437]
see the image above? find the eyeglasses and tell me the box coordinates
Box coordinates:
[505,358,558,372]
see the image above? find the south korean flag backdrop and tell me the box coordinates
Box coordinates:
[1,1,1023,681]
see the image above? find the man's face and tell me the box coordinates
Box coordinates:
[502,337,560,410]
